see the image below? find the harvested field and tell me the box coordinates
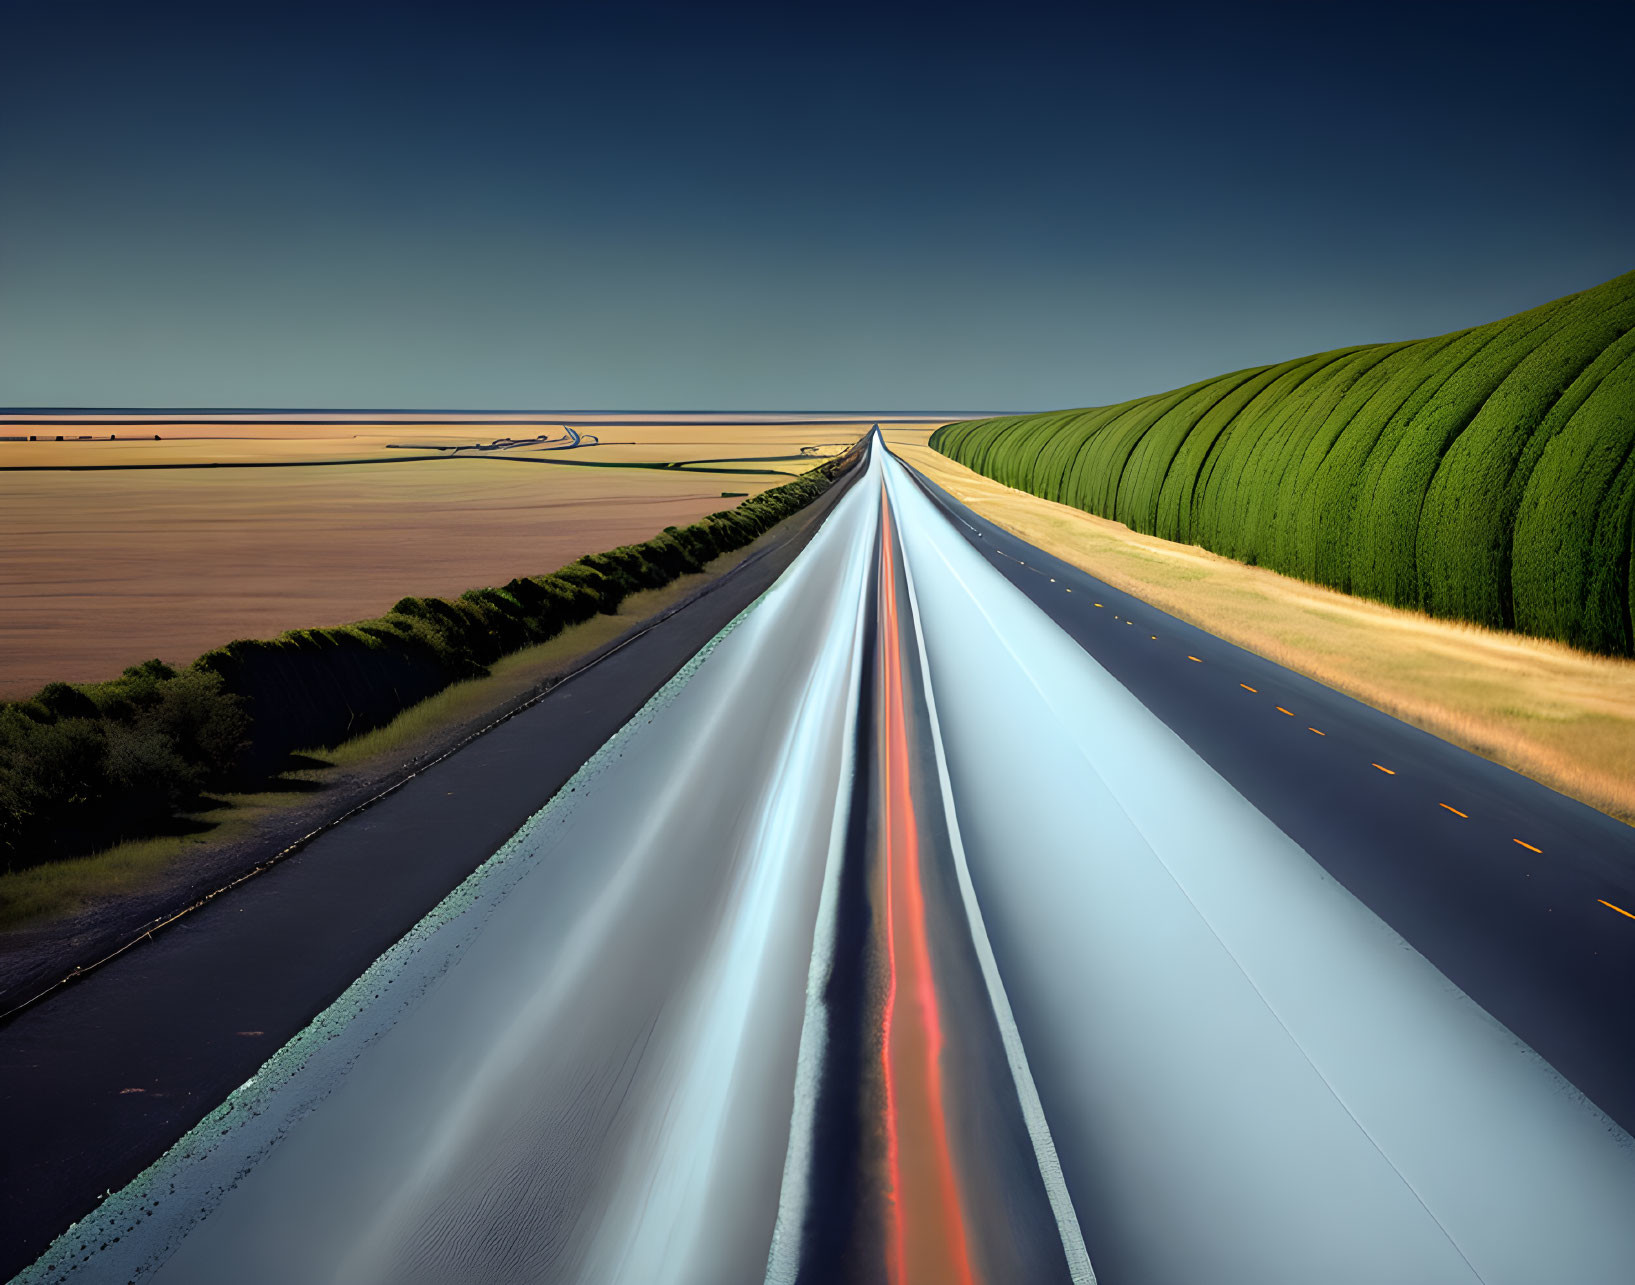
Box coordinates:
[0,413,920,470]
[0,415,934,695]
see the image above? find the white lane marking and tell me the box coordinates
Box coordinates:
[884,462,1098,1285]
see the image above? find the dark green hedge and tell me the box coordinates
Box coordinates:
[0,663,250,870]
[932,269,1635,655]
[0,446,861,873]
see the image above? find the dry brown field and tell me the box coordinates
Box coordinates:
[0,415,929,696]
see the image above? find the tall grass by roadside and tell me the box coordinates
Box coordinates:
[932,269,1635,655]
[0,445,862,874]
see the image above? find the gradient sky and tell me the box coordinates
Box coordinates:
[2,0,1630,411]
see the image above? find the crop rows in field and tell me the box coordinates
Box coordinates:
[931,270,1635,654]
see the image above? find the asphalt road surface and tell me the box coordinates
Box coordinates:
[10,435,1635,1284]
[0,464,862,1282]
[904,464,1635,1144]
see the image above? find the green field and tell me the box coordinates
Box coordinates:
[931,270,1635,655]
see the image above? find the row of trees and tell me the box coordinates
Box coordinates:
[1,448,861,872]
[932,270,1635,654]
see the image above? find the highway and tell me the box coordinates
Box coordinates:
[12,434,1635,1284]
[0,468,862,1281]
[905,463,1635,1144]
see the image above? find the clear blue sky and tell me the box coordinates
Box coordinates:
[1,0,1630,411]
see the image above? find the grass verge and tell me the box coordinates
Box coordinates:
[0,791,296,930]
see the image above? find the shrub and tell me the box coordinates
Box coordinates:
[0,665,247,870]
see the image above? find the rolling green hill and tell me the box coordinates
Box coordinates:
[931,270,1635,655]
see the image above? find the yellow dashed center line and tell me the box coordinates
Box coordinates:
[1276,706,1294,717]
[1439,803,1468,818]
[1514,838,1543,854]
[1372,763,1396,775]
[1095,603,1103,608]
[1598,899,1635,922]
[1240,683,1258,693]
[1308,727,1325,736]
[1187,655,1202,663]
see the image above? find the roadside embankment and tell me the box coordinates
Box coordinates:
[932,269,1635,656]
[889,431,1635,825]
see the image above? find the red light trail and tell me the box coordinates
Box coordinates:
[876,489,979,1285]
